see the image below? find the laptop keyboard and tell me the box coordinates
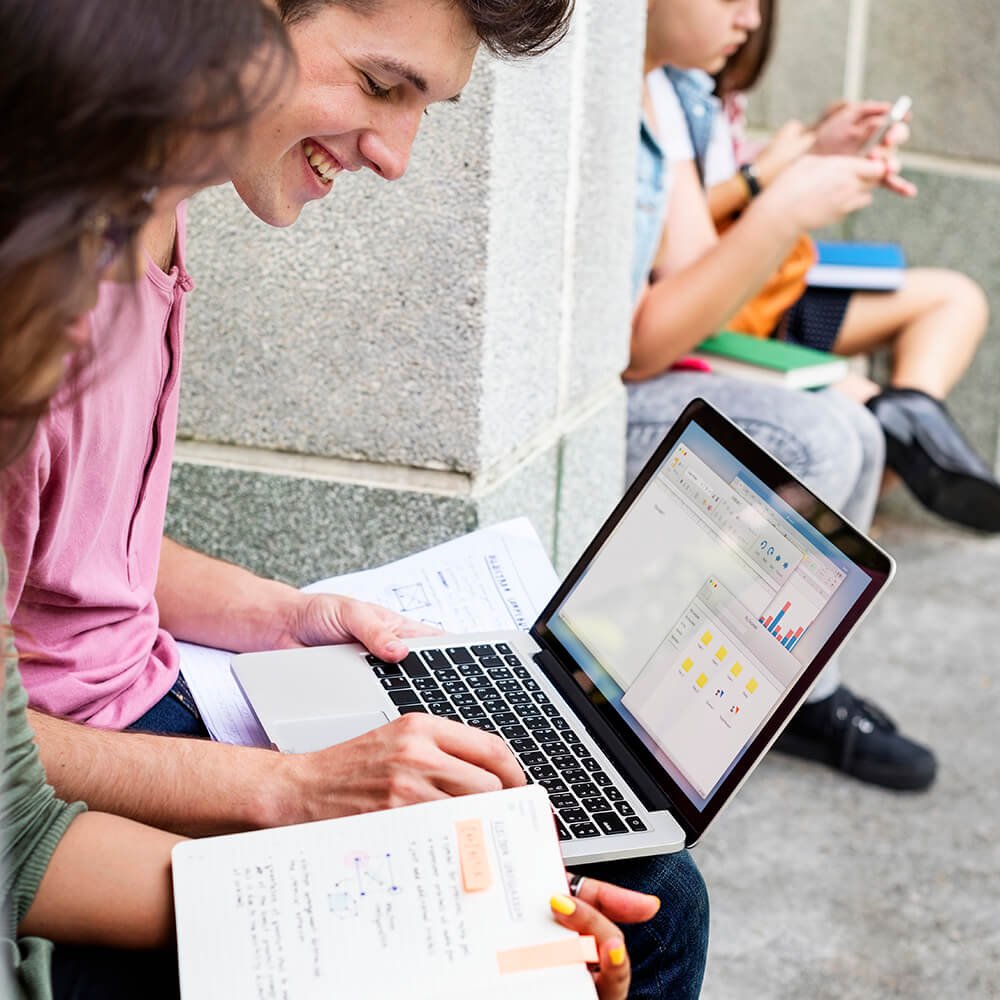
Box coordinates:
[367,642,648,841]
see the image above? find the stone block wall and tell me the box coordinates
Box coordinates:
[168,2,645,583]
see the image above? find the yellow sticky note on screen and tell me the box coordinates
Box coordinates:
[731,662,743,678]
[456,819,491,892]
[746,678,758,694]
[715,646,727,661]
[700,631,713,646]
[681,657,694,672]
[696,673,708,689]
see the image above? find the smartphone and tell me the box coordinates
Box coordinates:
[858,95,912,153]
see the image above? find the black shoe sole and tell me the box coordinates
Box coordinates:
[885,439,1000,533]
[773,733,937,792]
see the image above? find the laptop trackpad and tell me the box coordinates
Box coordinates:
[270,712,390,754]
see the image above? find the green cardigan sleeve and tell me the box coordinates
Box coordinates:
[2,555,86,998]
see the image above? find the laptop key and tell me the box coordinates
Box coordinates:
[482,700,507,716]
[514,704,542,718]
[446,647,475,665]
[458,663,484,677]
[550,755,576,770]
[532,691,550,703]
[581,796,611,813]
[426,701,454,716]
[509,657,526,669]
[519,751,547,767]
[522,717,551,730]
[442,680,469,694]
[500,724,529,739]
[559,808,588,825]
[538,777,568,794]
[388,689,421,707]
[413,677,441,692]
[493,712,518,727]
[479,656,504,669]
[614,801,636,817]
[571,743,590,758]
[466,717,497,732]
[626,816,648,832]
[510,738,537,754]
[496,642,513,655]
[507,692,531,705]
[451,692,478,707]
[562,729,581,744]
[564,769,589,785]
[539,739,566,755]
[529,764,558,780]
[580,757,601,773]
[550,793,577,811]
[459,705,487,720]
[466,674,491,688]
[569,822,600,839]
[541,704,560,718]
[592,812,628,835]
[552,718,570,731]
[522,679,540,692]
[432,667,460,682]
[399,653,429,679]
[471,644,495,657]
[397,704,428,714]
[592,772,613,787]
[372,665,404,680]
[487,667,513,680]
[604,788,624,802]
[554,816,572,842]
[571,782,600,799]
[380,676,411,691]
[420,648,450,669]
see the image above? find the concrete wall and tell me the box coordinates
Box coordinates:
[750,0,1000,478]
[168,1,646,584]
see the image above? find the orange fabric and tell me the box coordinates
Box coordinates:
[721,226,817,338]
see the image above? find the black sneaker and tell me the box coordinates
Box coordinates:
[773,686,936,792]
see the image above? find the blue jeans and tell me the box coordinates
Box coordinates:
[126,672,209,738]
[580,850,710,1000]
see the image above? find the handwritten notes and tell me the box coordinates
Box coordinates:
[173,786,597,1000]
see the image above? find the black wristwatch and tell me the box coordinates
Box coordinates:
[739,162,762,199]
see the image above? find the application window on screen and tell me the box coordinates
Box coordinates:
[557,438,850,799]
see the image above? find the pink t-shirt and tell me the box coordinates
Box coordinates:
[2,206,193,729]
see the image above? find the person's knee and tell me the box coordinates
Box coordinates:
[916,268,989,342]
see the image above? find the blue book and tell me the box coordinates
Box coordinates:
[807,241,905,291]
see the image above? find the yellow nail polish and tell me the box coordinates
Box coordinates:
[550,893,576,916]
[609,944,626,967]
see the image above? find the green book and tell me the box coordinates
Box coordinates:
[691,331,849,390]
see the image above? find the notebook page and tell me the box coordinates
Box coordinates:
[172,786,596,1000]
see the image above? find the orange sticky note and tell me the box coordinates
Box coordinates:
[455,819,491,892]
[497,935,599,974]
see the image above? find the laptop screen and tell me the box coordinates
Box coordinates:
[535,403,891,829]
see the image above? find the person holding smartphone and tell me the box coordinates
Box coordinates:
[703,0,998,533]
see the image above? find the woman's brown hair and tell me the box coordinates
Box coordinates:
[0,0,293,465]
[714,0,776,98]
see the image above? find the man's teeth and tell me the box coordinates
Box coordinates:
[303,142,338,183]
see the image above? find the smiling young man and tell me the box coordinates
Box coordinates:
[1,1,710,996]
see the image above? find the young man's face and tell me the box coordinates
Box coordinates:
[232,0,479,227]
[645,0,760,74]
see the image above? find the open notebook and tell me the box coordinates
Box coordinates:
[172,785,598,1000]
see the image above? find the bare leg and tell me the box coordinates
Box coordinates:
[832,268,988,399]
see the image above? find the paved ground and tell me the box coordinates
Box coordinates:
[697,506,1000,999]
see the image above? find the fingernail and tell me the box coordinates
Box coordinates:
[550,894,576,916]
[384,640,405,656]
[609,942,626,967]
[648,894,662,914]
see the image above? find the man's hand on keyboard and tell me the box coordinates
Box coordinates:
[278,713,526,820]
[280,592,442,661]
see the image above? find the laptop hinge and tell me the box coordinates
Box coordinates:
[532,647,674,815]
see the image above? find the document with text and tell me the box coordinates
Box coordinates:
[172,785,597,1000]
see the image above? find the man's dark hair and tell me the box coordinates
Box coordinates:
[276,0,574,58]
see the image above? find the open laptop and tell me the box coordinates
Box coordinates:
[233,398,894,864]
